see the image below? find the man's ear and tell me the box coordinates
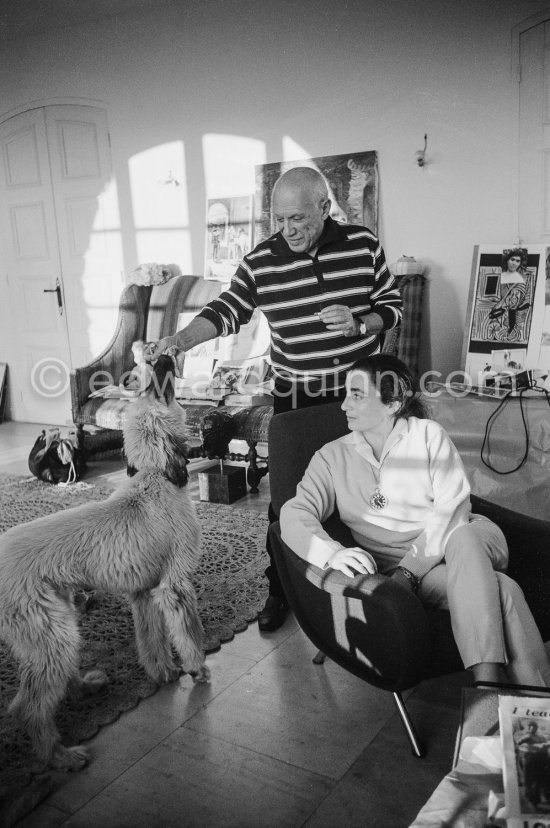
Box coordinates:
[322,198,332,218]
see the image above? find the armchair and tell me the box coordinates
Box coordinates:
[70,274,222,440]
[268,402,550,756]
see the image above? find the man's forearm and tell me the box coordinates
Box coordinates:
[174,316,218,351]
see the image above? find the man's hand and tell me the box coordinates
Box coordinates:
[325,547,378,578]
[144,336,185,375]
[317,304,358,337]
[144,335,179,362]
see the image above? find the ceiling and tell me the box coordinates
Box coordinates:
[0,0,166,42]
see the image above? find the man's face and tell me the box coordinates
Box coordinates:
[272,185,330,253]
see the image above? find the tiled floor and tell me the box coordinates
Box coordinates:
[0,421,469,827]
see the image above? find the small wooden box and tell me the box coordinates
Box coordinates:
[198,464,247,504]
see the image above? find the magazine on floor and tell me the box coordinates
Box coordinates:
[499,694,550,827]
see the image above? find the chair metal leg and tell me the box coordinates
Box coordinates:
[393,691,424,757]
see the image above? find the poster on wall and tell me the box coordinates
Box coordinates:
[204,195,253,282]
[462,244,550,391]
[254,150,379,245]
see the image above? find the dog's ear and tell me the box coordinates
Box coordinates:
[149,355,176,405]
[165,454,189,488]
[164,433,189,487]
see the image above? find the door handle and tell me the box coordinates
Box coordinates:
[43,278,63,315]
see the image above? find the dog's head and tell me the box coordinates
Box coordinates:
[123,355,189,487]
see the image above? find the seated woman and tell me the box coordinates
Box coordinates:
[280,354,550,687]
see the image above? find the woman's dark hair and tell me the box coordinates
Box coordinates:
[502,248,525,271]
[349,353,429,421]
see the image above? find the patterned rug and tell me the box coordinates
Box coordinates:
[0,474,268,815]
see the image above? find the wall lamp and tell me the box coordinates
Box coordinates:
[415,134,428,168]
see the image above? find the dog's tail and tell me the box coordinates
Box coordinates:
[148,355,176,405]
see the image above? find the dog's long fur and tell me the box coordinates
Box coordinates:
[0,356,209,771]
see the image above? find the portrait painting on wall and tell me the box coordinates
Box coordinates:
[254,150,379,245]
[462,244,549,384]
[204,195,253,282]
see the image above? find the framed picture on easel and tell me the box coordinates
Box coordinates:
[462,245,550,390]
[0,363,7,423]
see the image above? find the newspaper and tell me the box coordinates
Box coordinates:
[499,694,550,827]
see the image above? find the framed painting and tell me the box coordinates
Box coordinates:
[254,150,379,245]
[204,195,253,282]
[462,244,550,387]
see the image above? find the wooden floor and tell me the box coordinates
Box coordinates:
[0,422,469,828]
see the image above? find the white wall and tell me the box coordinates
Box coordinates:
[0,0,547,387]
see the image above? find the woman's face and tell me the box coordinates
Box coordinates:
[506,255,522,272]
[341,369,398,432]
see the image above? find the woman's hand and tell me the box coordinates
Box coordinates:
[325,547,378,578]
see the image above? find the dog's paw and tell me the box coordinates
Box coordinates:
[190,664,211,683]
[51,743,89,772]
[157,665,182,684]
[144,662,181,684]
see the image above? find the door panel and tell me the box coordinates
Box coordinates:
[0,108,72,424]
[45,106,123,369]
[0,104,122,424]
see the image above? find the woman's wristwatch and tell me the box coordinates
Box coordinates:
[396,565,420,593]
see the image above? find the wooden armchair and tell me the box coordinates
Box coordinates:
[267,402,550,756]
[70,274,222,441]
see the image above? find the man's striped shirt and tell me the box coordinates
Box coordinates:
[198,217,402,390]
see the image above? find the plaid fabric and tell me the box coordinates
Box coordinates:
[180,403,273,444]
[147,276,222,341]
[380,274,425,376]
[397,274,425,377]
[70,283,151,421]
[223,405,274,443]
[180,404,223,438]
[72,275,222,426]
[75,397,135,430]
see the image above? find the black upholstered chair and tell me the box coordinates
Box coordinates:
[268,402,550,756]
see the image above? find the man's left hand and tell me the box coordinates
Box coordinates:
[318,305,359,337]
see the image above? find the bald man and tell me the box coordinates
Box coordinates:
[147,166,402,630]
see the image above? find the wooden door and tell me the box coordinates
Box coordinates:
[0,104,121,425]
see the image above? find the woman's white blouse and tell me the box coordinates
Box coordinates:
[279,416,472,580]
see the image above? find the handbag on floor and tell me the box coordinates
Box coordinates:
[28,427,87,485]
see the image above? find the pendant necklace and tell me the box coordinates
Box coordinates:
[369,486,388,510]
[368,459,388,510]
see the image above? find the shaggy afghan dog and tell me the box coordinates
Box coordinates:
[0,356,210,771]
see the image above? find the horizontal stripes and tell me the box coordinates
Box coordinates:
[198,217,402,388]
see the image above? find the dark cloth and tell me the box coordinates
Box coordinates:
[265,383,348,597]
